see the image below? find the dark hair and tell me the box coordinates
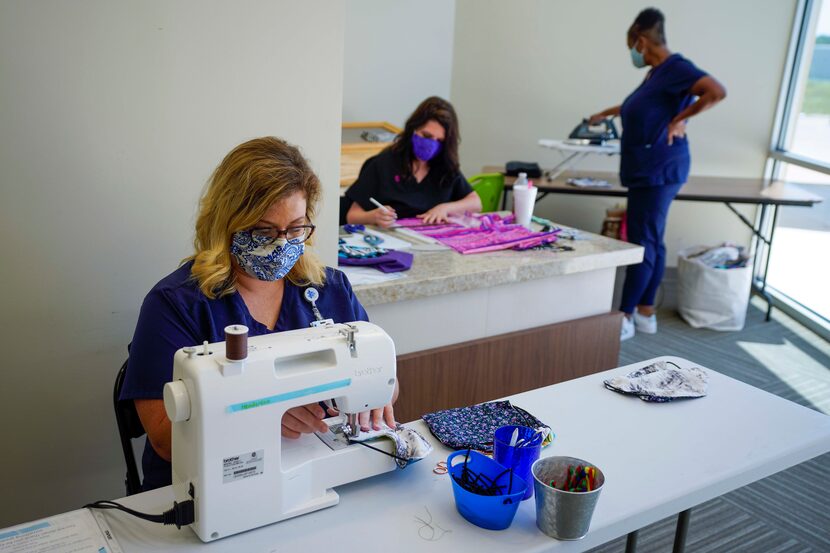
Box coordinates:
[389,96,460,186]
[628,7,666,45]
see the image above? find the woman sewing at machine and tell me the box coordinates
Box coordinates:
[344,96,481,227]
[588,8,726,342]
[120,137,398,491]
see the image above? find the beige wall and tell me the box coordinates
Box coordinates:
[0,1,344,526]
[344,0,456,127]
[452,0,797,264]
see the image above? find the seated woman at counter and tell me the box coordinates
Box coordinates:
[344,96,482,227]
[120,137,397,491]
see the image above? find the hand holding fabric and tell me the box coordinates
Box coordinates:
[326,402,397,431]
[282,403,329,438]
[417,203,453,224]
[360,403,396,431]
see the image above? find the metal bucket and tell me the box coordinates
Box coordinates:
[531,456,605,540]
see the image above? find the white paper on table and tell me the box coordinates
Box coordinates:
[0,509,123,553]
[340,229,413,250]
[339,266,407,286]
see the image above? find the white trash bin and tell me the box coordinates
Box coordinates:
[677,245,752,331]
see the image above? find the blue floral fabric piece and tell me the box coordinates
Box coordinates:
[230,231,304,281]
[421,400,550,452]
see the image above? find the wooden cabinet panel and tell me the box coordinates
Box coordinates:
[394,311,622,422]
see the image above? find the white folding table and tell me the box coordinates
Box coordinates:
[8,356,830,553]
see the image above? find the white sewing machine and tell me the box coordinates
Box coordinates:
[162,321,398,542]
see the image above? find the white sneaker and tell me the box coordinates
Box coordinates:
[620,316,635,341]
[633,312,657,334]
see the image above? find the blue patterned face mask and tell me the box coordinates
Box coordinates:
[230,231,304,281]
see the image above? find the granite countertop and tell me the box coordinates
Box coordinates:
[350,225,643,306]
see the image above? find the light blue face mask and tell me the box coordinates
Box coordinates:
[630,42,646,68]
[231,231,304,281]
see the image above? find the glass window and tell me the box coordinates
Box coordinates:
[766,164,830,323]
[767,1,830,333]
[779,0,830,169]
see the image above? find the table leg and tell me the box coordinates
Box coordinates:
[760,205,779,321]
[625,530,639,553]
[753,204,767,284]
[544,152,584,182]
[724,202,776,321]
[672,509,691,553]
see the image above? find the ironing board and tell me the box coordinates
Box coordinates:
[537,139,620,181]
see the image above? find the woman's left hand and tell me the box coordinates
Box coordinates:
[326,403,397,432]
[417,203,453,224]
[358,403,396,431]
[667,120,687,145]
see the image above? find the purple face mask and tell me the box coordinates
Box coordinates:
[412,133,442,162]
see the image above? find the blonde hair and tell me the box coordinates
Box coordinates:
[188,137,326,298]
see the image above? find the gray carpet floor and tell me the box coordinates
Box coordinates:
[588,289,830,552]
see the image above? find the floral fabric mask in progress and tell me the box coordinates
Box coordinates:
[231,231,304,281]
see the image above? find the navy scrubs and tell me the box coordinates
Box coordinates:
[120,262,369,491]
[619,53,707,314]
[345,149,473,219]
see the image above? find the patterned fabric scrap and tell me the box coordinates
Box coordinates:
[603,360,708,403]
[352,424,433,469]
[394,214,560,254]
[421,400,552,452]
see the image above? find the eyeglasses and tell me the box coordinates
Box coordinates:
[248,224,316,245]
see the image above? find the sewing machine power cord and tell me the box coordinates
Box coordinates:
[84,498,195,529]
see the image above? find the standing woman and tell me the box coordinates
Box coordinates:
[345,96,481,227]
[589,8,726,340]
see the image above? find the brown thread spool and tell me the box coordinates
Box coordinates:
[224,324,249,361]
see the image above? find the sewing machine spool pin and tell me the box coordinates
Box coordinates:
[339,323,358,358]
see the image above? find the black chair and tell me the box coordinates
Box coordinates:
[113,360,145,495]
[339,196,352,226]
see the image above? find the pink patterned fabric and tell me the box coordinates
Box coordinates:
[395,214,559,254]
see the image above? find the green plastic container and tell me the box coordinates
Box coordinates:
[469,173,505,213]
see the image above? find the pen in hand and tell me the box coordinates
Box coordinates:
[369,197,394,215]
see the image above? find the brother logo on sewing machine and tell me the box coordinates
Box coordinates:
[354,366,382,377]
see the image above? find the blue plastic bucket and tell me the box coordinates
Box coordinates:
[448,450,528,530]
[493,425,544,500]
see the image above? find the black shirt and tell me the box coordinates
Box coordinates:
[345,149,473,219]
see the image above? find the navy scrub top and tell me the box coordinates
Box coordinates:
[345,148,474,219]
[619,53,707,188]
[119,262,369,491]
